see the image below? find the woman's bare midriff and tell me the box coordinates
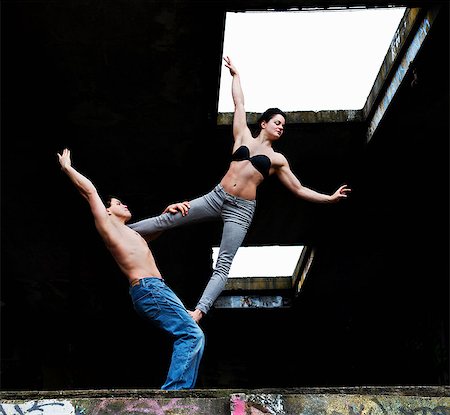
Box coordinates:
[220,161,264,200]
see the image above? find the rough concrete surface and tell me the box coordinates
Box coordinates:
[0,387,448,415]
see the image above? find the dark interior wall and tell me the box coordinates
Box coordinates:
[315,6,449,385]
[1,1,448,389]
[1,0,226,389]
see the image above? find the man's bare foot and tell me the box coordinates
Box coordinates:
[188,309,203,323]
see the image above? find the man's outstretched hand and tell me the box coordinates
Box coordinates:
[57,148,72,170]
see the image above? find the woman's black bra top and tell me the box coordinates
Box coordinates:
[231,145,271,179]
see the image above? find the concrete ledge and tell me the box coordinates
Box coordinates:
[0,386,448,415]
[217,110,364,125]
[224,276,293,291]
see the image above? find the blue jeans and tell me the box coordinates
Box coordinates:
[129,277,205,390]
[128,184,256,314]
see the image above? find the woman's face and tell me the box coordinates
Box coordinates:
[262,114,285,139]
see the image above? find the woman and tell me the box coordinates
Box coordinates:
[129,56,351,323]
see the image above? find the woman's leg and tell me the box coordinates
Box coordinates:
[195,197,256,314]
[127,186,223,239]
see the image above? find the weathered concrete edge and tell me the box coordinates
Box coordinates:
[217,110,364,125]
[362,7,423,120]
[1,386,448,400]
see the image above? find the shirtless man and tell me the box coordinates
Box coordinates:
[57,148,205,390]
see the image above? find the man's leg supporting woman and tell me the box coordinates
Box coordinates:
[130,277,205,390]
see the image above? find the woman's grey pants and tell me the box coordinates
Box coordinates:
[128,184,256,314]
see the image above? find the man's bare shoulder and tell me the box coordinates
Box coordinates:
[96,217,143,245]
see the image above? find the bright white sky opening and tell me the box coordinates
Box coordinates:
[218,7,406,112]
[212,245,305,278]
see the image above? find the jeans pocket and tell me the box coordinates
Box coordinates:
[132,288,162,320]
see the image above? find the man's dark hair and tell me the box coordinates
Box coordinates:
[104,195,117,208]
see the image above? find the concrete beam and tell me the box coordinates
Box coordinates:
[362,8,423,120]
[365,5,441,142]
[293,246,316,295]
[224,276,293,291]
[218,110,363,125]
[215,1,447,12]
[214,294,290,308]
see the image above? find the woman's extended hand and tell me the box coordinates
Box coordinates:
[330,184,352,202]
[223,55,238,76]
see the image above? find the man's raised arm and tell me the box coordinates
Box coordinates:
[57,148,108,225]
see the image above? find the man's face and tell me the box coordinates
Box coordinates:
[107,198,132,221]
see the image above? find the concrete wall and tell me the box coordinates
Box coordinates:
[0,387,449,415]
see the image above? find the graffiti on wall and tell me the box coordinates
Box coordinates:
[231,394,285,415]
[230,393,450,415]
[0,398,200,415]
[1,393,448,415]
[0,400,75,415]
[85,398,199,415]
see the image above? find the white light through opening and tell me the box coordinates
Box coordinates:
[212,245,305,278]
[219,7,407,112]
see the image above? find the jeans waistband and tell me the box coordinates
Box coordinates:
[130,276,164,287]
[215,184,256,204]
